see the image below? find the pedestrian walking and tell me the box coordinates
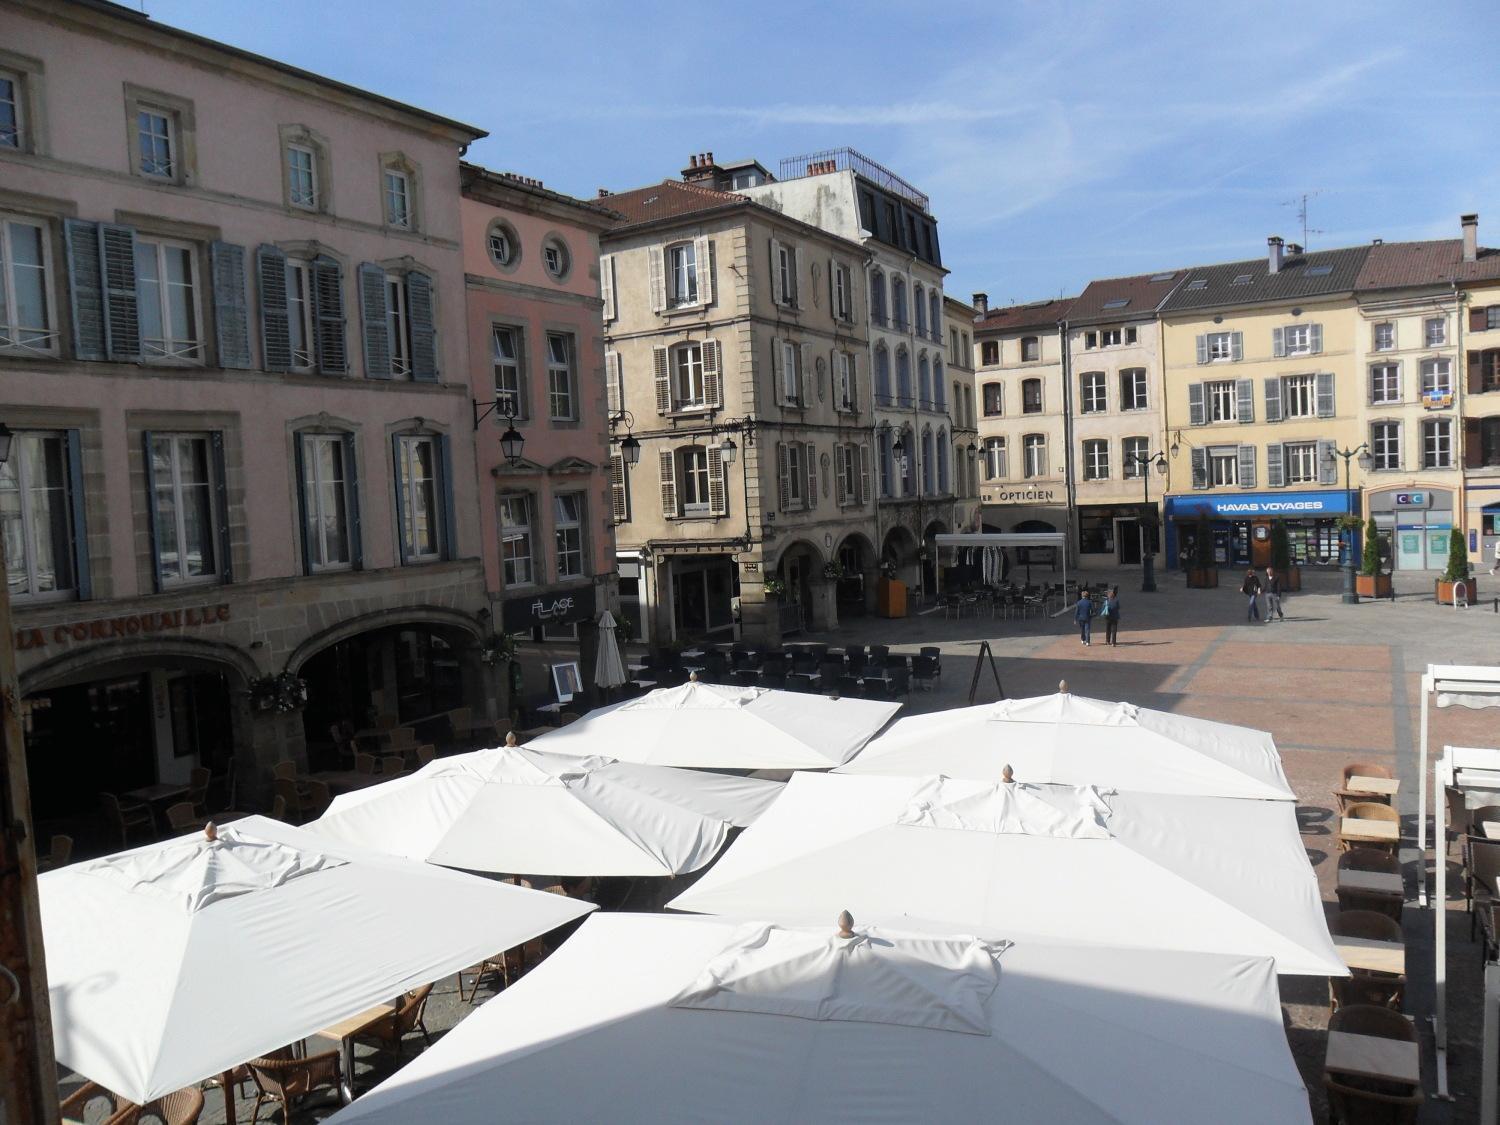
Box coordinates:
[1490,538,1500,576]
[1241,568,1263,622]
[1074,589,1094,646]
[1103,585,1121,646]
[1264,567,1286,621]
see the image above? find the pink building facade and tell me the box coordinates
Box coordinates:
[459,165,618,716]
[0,0,495,834]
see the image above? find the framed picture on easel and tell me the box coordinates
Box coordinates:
[551,661,582,703]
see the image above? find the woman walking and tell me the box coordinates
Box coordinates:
[1103,585,1121,646]
[1074,589,1094,647]
[1241,567,1263,623]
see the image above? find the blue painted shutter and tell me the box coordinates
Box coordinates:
[359,263,392,379]
[210,241,252,369]
[406,270,438,381]
[63,219,105,360]
[141,430,164,592]
[256,244,291,373]
[65,429,91,600]
[98,224,140,360]
[1263,377,1282,423]
[293,433,313,575]
[1266,443,1284,487]
[1188,382,1206,426]
[210,431,232,584]
[312,256,348,374]
[390,433,409,564]
[438,432,458,561]
[343,432,363,570]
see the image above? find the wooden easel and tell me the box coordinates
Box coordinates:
[967,640,1005,705]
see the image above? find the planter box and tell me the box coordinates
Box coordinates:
[1356,574,1392,599]
[1186,568,1218,589]
[1436,578,1478,605]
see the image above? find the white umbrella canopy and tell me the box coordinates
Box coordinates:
[528,679,900,770]
[841,689,1294,801]
[669,772,1343,977]
[41,815,592,1106]
[593,609,627,690]
[308,745,783,877]
[325,913,1312,1125]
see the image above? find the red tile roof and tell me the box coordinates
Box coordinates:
[975,297,1075,333]
[1067,270,1187,322]
[1355,239,1500,290]
[602,179,748,229]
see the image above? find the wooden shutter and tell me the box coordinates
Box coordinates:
[1236,445,1257,489]
[1271,327,1285,358]
[342,432,363,569]
[605,350,623,415]
[695,236,713,306]
[210,241,252,370]
[834,443,848,506]
[648,246,665,313]
[1472,307,1487,333]
[391,434,410,565]
[98,223,140,360]
[1309,323,1323,354]
[653,346,671,414]
[1235,378,1254,423]
[1266,443,1284,487]
[707,443,727,515]
[210,431,233,583]
[1315,372,1335,418]
[827,258,836,317]
[64,429,91,599]
[1230,332,1243,361]
[1466,419,1484,468]
[1195,334,1208,364]
[859,443,871,504]
[794,343,806,405]
[1317,439,1336,484]
[141,431,164,590]
[792,246,802,308]
[64,219,105,360]
[600,253,616,322]
[436,433,458,561]
[1190,446,1207,490]
[1469,351,1484,394]
[293,433,313,574]
[1188,382,1206,425]
[256,244,291,372]
[658,448,677,517]
[777,442,790,510]
[358,263,391,378]
[1263,377,1282,422]
[703,339,723,407]
[609,452,630,522]
[406,270,438,381]
[311,256,347,374]
[846,353,858,410]
[804,442,817,510]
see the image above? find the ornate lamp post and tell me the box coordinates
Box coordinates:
[1322,442,1372,605]
[1125,449,1169,592]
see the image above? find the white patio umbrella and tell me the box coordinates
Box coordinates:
[325,913,1312,1125]
[527,679,900,770]
[669,772,1343,977]
[41,816,592,1110]
[593,609,627,691]
[308,745,782,877]
[841,688,1294,801]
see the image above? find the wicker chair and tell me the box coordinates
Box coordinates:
[1323,1004,1422,1123]
[271,761,298,782]
[164,801,200,832]
[270,794,287,821]
[38,833,73,871]
[272,778,306,822]
[1336,849,1403,922]
[353,984,434,1056]
[100,792,155,847]
[377,754,404,776]
[386,727,417,753]
[187,766,212,816]
[1339,801,1399,856]
[60,1080,139,1123]
[1446,786,1471,855]
[141,1085,206,1124]
[303,780,333,818]
[1329,911,1405,1013]
[354,751,377,774]
[416,743,437,767]
[1467,837,1500,937]
[246,1047,342,1124]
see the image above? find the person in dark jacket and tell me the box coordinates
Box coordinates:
[1241,568,1263,622]
[1074,590,1094,646]
[1102,585,1121,646]
[1264,567,1286,621]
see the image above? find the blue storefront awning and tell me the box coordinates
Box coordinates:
[1164,490,1353,519]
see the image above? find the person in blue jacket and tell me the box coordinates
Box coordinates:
[1074,590,1094,647]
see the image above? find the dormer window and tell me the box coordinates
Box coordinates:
[384,170,411,228]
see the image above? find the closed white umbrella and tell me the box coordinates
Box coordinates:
[593,609,627,691]
[670,772,1343,977]
[308,745,782,877]
[41,816,592,1109]
[529,679,900,770]
[842,688,1294,801]
[325,913,1312,1125]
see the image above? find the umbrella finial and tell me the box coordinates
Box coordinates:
[836,910,855,939]
[1002,764,1014,784]
[504,731,518,747]
[689,670,699,682]
[204,821,218,842]
[1058,679,1068,694]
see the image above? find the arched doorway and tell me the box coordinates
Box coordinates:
[880,525,920,592]
[835,532,878,617]
[773,539,825,635]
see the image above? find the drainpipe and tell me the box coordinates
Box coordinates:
[1059,319,1078,568]
[1455,278,1469,564]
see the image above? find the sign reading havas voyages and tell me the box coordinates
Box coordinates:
[502,583,596,633]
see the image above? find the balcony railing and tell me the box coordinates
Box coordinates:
[777,147,930,212]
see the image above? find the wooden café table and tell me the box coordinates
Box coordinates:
[1341,816,1399,846]
[1347,775,1400,798]
[315,1001,396,1103]
[1325,1029,1420,1086]
[1335,935,1406,976]
[1337,868,1403,897]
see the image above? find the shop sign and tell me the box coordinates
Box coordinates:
[16,603,232,651]
[1393,491,1430,509]
[983,484,1061,505]
[1165,490,1352,519]
[502,583,597,633]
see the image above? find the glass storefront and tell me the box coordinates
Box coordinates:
[1077,504,1160,565]
[1368,487,1454,571]
[1165,490,1353,568]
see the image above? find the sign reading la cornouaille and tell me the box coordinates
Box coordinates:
[15,604,232,651]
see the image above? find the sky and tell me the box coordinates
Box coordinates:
[147,0,1500,308]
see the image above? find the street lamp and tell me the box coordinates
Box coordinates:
[1322,443,1372,605]
[1125,449,1170,592]
[609,409,642,469]
[718,434,738,465]
[498,417,525,466]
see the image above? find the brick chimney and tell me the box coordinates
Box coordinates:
[1463,213,1479,263]
[972,292,989,316]
[682,151,721,186]
[1267,236,1284,275]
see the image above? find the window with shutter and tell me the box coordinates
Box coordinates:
[1316,439,1337,484]
[357,262,390,378]
[609,452,630,522]
[707,444,726,515]
[782,341,799,405]
[1230,332,1243,361]
[1195,335,1210,364]
[776,442,790,510]
[653,346,670,414]
[1272,327,1285,358]
[695,235,713,306]
[1236,445,1256,489]
[1188,382,1206,426]
[406,270,438,381]
[1265,442,1284,487]
[64,219,105,361]
[99,223,140,360]
[311,256,347,374]
[859,443,871,504]
[1190,447,1207,489]
[210,241,251,370]
[769,239,784,307]
[658,448,677,517]
[256,244,291,373]
[1263,377,1282,422]
[702,339,723,408]
[648,246,666,314]
[600,254,616,322]
[804,442,817,510]
[1315,372,1335,418]
[605,350,623,415]
[1471,307,1488,333]
[834,444,847,506]
[1235,378,1254,423]
[1309,323,1323,354]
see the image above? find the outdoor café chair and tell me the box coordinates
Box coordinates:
[164,802,200,833]
[378,754,405,775]
[760,672,787,691]
[887,666,911,696]
[1323,1004,1422,1120]
[353,984,434,1057]
[416,743,437,767]
[732,669,760,689]
[100,792,154,848]
[911,655,938,691]
[187,766,211,816]
[1329,910,1405,1012]
[1466,837,1500,933]
[785,673,817,694]
[791,652,820,675]
[919,646,942,676]
[271,760,298,783]
[1446,786,1471,855]
[272,778,306,823]
[246,1046,343,1124]
[836,674,865,698]
[60,1080,140,1123]
[1336,849,1403,923]
[38,833,72,872]
[142,1085,206,1125]
[303,780,333,818]
[1336,762,1394,810]
[844,645,866,674]
[270,794,287,821]
[1339,801,1399,856]
[869,644,890,665]
[354,752,377,774]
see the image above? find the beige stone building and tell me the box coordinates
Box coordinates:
[943,294,981,538]
[599,158,877,646]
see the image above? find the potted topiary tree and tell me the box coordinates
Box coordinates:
[1436,527,1475,604]
[1186,508,1218,588]
[1355,516,1391,599]
[1270,520,1300,591]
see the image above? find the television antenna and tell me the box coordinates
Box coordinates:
[1283,192,1323,250]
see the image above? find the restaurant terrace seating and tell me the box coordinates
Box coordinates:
[1323,1004,1422,1123]
[246,1046,343,1124]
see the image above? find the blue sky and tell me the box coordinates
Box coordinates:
[150,0,1500,307]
